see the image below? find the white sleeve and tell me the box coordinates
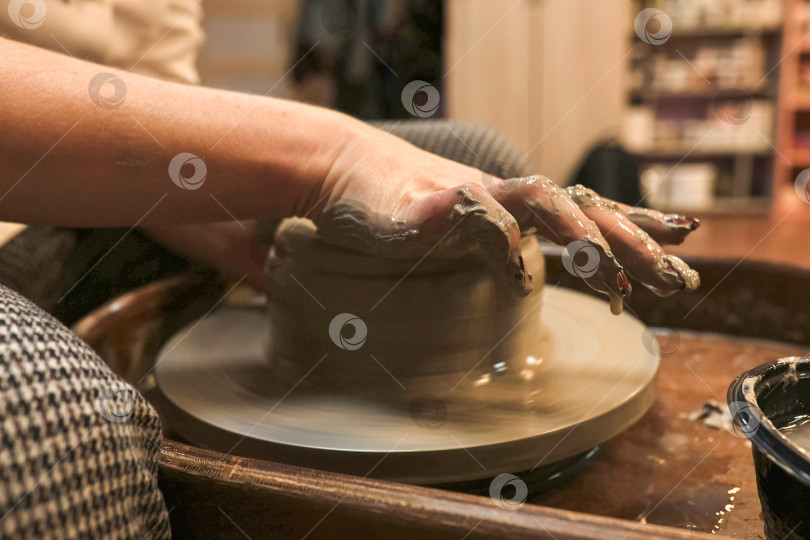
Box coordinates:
[2,0,204,84]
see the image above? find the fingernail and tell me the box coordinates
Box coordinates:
[617,271,632,296]
[510,254,533,296]
[667,215,700,230]
[665,256,700,291]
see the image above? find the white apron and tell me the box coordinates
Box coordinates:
[1,0,204,84]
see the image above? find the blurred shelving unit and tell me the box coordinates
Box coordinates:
[775,0,810,201]
[623,0,784,215]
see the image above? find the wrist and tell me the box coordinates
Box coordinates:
[293,109,374,221]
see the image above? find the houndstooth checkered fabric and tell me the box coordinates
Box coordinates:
[0,120,533,539]
[0,285,170,539]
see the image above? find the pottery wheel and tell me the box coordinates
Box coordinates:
[153,287,658,485]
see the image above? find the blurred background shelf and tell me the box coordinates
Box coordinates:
[654,25,783,40]
[634,149,772,159]
[630,87,777,100]
[775,0,810,197]
[623,0,784,215]
[787,147,810,164]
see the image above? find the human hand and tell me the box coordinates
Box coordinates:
[142,221,269,289]
[314,124,700,313]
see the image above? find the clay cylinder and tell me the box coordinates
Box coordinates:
[265,218,547,393]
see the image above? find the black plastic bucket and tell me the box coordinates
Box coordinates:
[728,356,810,540]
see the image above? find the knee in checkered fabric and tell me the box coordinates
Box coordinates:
[371,120,535,178]
[0,285,170,539]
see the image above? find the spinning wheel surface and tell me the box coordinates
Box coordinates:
[154,287,658,484]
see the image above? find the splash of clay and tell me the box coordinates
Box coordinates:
[609,293,623,315]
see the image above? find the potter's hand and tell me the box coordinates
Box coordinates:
[563,185,699,297]
[142,221,268,289]
[315,124,699,310]
[487,178,698,310]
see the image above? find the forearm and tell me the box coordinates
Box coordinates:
[0,37,358,226]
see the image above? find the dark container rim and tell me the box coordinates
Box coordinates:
[727,356,810,486]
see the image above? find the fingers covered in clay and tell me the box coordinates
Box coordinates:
[487,175,631,307]
[612,201,700,246]
[565,185,700,297]
[411,183,530,295]
[316,200,422,259]
[316,185,529,295]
